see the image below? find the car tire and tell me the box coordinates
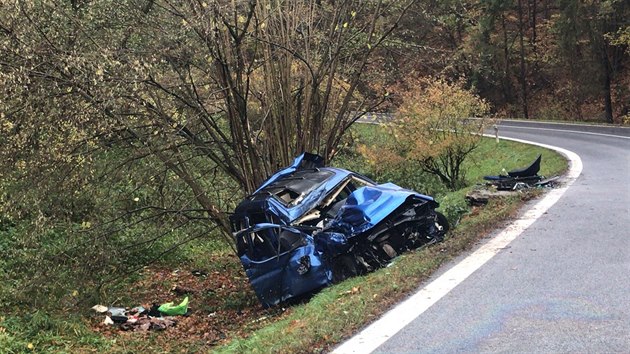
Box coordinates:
[332,255,358,284]
[381,243,398,259]
[435,211,450,236]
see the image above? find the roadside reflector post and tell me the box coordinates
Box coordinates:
[494,125,499,143]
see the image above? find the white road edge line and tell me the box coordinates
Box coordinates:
[499,125,630,139]
[331,136,583,354]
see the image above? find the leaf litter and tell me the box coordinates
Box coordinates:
[89,254,292,350]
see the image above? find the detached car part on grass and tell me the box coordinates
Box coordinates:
[483,154,557,190]
[230,153,449,307]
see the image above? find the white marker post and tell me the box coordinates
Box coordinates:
[494,124,499,143]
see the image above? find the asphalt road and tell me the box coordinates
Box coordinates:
[343,120,630,353]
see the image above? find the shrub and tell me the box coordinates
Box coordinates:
[392,77,490,190]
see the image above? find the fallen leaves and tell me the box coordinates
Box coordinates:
[89,254,290,350]
[339,286,360,296]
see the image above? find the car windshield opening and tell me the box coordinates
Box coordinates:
[259,170,333,206]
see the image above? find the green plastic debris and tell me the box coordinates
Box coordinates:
[157,296,189,316]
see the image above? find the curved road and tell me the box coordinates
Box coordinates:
[337,120,630,353]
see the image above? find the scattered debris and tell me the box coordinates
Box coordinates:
[251,316,268,324]
[148,304,162,317]
[95,297,189,332]
[483,154,545,191]
[88,263,268,349]
[108,307,128,323]
[468,155,559,205]
[130,306,147,315]
[466,189,518,206]
[191,270,207,277]
[120,317,176,332]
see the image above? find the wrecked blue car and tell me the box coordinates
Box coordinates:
[230,153,449,307]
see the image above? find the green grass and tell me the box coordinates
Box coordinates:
[0,313,114,353]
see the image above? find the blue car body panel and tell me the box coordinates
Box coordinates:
[240,243,331,305]
[237,169,355,225]
[235,224,332,306]
[327,183,435,237]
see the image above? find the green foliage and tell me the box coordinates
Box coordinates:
[0,312,113,353]
[0,141,242,313]
[360,78,490,191]
[607,26,630,53]
[334,124,447,196]
[393,0,630,122]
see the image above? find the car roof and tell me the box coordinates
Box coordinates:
[248,167,353,203]
[231,167,362,226]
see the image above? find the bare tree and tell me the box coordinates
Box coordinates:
[0,0,414,236]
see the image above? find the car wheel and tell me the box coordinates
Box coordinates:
[381,243,398,259]
[435,211,450,236]
[332,255,358,283]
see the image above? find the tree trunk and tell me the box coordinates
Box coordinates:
[601,43,614,123]
[517,0,529,119]
[529,0,537,55]
[501,14,513,103]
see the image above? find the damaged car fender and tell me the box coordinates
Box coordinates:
[315,232,351,259]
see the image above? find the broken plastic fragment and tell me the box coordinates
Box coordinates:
[91,304,108,313]
[103,316,114,325]
[108,307,126,316]
[129,306,147,315]
[157,296,189,316]
[108,307,128,323]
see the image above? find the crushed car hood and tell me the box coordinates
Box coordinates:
[326,183,437,237]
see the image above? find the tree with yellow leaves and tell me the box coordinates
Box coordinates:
[393,77,489,190]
